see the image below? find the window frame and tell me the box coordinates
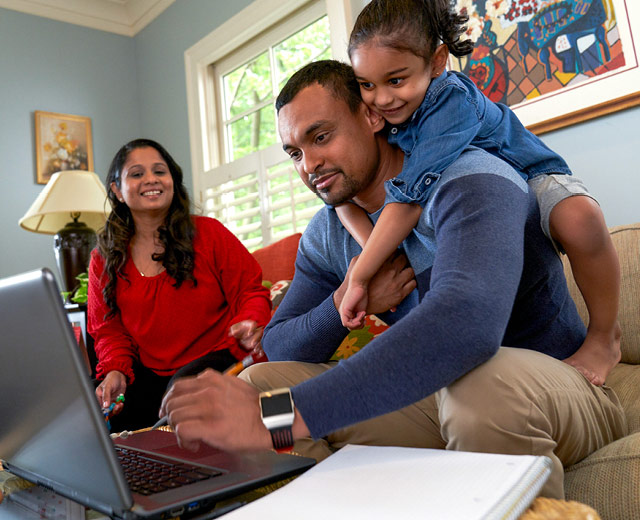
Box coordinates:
[184,0,365,205]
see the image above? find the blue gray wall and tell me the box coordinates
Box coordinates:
[0,1,252,280]
[0,8,139,280]
[1,1,639,282]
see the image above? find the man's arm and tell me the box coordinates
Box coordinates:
[161,170,530,452]
[263,247,349,362]
[263,234,417,362]
[293,171,530,438]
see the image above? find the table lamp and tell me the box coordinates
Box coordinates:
[19,170,109,294]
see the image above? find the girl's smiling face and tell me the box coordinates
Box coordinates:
[351,42,447,125]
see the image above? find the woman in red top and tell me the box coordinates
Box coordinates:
[88,139,271,431]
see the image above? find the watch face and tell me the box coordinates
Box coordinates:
[261,392,293,417]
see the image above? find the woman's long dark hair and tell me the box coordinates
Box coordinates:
[97,138,196,318]
[348,0,474,62]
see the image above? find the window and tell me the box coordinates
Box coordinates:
[185,0,364,249]
[219,15,331,163]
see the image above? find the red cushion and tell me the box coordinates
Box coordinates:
[252,233,301,282]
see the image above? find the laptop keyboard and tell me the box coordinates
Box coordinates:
[115,446,223,496]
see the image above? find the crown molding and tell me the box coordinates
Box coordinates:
[0,0,175,36]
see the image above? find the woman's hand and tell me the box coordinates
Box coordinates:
[229,320,264,355]
[96,370,127,415]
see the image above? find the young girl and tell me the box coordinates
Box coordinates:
[338,0,620,386]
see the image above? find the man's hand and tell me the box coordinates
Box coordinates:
[159,369,272,452]
[229,320,264,355]
[334,252,416,316]
[95,370,126,415]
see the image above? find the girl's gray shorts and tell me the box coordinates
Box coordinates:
[528,174,598,254]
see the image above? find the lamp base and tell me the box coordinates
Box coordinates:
[54,220,96,294]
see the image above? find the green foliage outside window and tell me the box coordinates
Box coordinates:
[222,16,331,162]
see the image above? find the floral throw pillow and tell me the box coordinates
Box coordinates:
[268,280,291,316]
[330,314,389,361]
[265,279,389,361]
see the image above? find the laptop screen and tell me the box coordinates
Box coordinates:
[0,269,315,519]
[0,269,132,512]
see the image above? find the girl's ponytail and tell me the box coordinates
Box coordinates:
[434,0,474,58]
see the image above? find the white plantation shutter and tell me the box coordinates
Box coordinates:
[202,142,323,250]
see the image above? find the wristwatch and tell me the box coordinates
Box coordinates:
[259,388,295,453]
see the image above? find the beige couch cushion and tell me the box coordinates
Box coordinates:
[562,223,640,365]
[606,362,640,434]
[565,431,640,519]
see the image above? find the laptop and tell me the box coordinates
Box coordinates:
[0,268,314,519]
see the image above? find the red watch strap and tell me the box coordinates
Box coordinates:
[270,426,294,453]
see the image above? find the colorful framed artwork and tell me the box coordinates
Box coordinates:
[34,111,94,185]
[449,0,640,134]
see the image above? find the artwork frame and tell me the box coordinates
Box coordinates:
[449,0,640,134]
[34,110,94,185]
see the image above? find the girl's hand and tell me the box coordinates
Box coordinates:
[340,282,368,330]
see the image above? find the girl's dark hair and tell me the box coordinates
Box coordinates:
[97,138,196,318]
[348,0,474,61]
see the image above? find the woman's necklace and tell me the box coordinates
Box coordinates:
[137,255,165,277]
[131,230,165,277]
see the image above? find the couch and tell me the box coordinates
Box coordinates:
[561,223,640,520]
[252,224,640,520]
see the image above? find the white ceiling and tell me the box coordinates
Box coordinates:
[0,0,175,36]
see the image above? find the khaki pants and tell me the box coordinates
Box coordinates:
[241,347,627,499]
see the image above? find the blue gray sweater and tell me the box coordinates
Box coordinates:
[262,148,585,439]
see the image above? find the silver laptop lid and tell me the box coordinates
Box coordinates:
[0,268,132,513]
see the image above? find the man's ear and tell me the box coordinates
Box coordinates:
[363,104,386,132]
[431,44,449,78]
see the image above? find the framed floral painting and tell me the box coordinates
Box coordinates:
[449,0,640,134]
[34,111,94,184]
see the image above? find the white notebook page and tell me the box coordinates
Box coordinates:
[224,444,551,520]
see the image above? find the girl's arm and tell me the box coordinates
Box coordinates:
[335,203,373,249]
[349,202,422,284]
[340,202,422,329]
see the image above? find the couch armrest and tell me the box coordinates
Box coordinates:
[562,223,640,365]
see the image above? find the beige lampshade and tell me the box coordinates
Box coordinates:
[19,170,109,234]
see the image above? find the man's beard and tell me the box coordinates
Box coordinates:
[312,170,367,206]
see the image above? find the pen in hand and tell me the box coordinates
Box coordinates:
[222,351,262,376]
[152,352,262,430]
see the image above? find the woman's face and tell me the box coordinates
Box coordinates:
[111,146,175,218]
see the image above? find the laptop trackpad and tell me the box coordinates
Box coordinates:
[115,430,224,460]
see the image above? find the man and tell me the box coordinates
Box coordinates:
[161,61,626,498]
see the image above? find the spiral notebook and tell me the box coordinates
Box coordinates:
[223,444,552,520]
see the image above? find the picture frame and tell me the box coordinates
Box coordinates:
[34,111,94,185]
[448,0,640,134]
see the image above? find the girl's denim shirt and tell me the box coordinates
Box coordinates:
[384,70,572,205]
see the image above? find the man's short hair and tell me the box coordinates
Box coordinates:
[275,60,362,114]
